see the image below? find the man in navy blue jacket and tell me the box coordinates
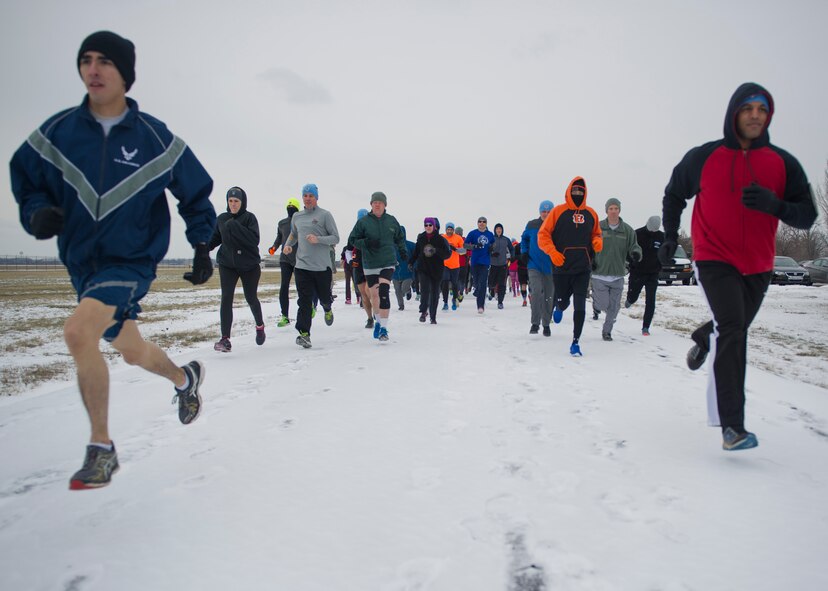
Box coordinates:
[10,31,217,490]
[521,200,555,336]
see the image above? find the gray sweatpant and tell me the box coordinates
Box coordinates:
[528,269,555,327]
[591,276,625,335]
[393,278,413,309]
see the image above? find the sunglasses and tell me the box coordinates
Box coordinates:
[424,223,434,227]
[477,220,486,224]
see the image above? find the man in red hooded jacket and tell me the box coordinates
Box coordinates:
[660,82,816,451]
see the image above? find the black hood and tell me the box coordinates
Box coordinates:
[226,186,247,215]
[723,82,774,149]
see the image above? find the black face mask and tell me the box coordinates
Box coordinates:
[287,206,298,217]
[571,191,585,207]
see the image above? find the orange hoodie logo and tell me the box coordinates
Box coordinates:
[572,212,585,226]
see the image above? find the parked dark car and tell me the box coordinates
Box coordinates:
[800,258,828,284]
[771,256,811,285]
[659,244,694,285]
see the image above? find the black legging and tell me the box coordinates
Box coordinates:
[553,271,590,340]
[219,265,264,338]
[279,262,295,317]
[418,272,442,320]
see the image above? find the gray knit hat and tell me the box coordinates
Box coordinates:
[646,216,661,232]
[605,197,621,212]
[370,191,387,205]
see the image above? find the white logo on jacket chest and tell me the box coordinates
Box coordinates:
[114,145,141,168]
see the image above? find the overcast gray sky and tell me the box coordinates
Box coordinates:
[2,0,826,259]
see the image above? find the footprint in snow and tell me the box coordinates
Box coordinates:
[507,530,548,591]
[380,557,445,591]
[0,468,64,498]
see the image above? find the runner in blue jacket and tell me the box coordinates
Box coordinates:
[10,31,216,490]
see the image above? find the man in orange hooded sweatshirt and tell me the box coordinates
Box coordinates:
[538,177,603,356]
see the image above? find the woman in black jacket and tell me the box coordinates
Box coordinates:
[410,217,451,324]
[208,186,265,352]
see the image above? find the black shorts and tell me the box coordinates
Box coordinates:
[352,265,366,285]
[366,267,395,287]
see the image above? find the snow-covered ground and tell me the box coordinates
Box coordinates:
[1,280,827,591]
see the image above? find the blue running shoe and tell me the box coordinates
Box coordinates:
[442,302,449,311]
[373,318,382,339]
[569,341,582,356]
[378,327,389,342]
[451,302,457,311]
[553,308,563,324]
[722,427,758,451]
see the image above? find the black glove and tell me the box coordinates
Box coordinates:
[742,183,782,216]
[591,259,598,272]
[631,250,642,263]
[30,206,64,239]
[658,239,678,266]
[183,243,213,285]
[366,239,381,251]
[407,263,414,272]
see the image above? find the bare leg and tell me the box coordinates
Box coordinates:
[63,298,118,444]
[359,282,373,319]
[112,320,186,387]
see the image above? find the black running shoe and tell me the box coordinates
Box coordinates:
[173,361,205,425]
[543,325,551,337]
[602,332,613,341]
[69,444,119,490]
[686,344,708,371]
[296,331,312,349]
[255,325,265,345]
[365,318,374,329]
[529,324,539,334]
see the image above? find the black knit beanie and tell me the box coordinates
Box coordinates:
[77,31,136,92]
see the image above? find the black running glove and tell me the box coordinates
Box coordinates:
[30,206,64,239]
[742,183,782,216]
[183,243,213,285]
[631,250,642,263]
[658,239,678,266]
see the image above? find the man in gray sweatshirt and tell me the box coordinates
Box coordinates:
[591,198,641,341]
[283,184,340,348]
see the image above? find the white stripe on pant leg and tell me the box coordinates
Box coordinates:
[693,262,721,427]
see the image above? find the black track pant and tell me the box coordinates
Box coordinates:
[278,262,295,318]
[488,265,509,304]
[295,268,332,335]
[626,271,659,329]
[553,271,591,340]
[694,261,771,430]
[219,265,264,338]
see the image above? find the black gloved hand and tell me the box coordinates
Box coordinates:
[183,243,213,285]
[742,183,782,216]
[366,239,381,251]
[631,250,642,263]
[407,263,414,272]
[30,206,64,239]
[658,239,678,266]
[591,259,598,272]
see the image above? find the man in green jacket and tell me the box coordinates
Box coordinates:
[347,192,407,341]
[591,198,642,341]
